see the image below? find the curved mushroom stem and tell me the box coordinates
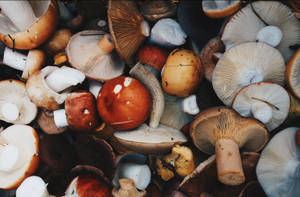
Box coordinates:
[256,26,283,47]
[240,67,263,87]
[88,79,103,99]
[53,109,68,128]
[251,101,272,124]
[0,143,25,172]
[215,138,245,186]
[140,21,150,37]
[1,102,19,121]
[3,47,27,71]
[97,34,115,54]
[182,94,200,115]
[129,63,165,128]
[16,176,50,197]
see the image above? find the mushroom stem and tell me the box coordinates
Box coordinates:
[256,26,283,47]
[140,21,150,37]
[1,102,19,121]
[251,101,273,124]
[88,79,103,99]
[0,144,24,172]
[129,63,165,128]
[182,94,200,115]
[0,1,37,31]
[3,47,27,71]
[53,109,68,128]
[45,66,85,93]
[0,134,8,146]
[215,138,245,186]
[16,176,50,197]
[98,34,115,54]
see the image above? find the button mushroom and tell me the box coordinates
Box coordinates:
[256,127,300,197]
[286,49,300,99]
[0,79,37,124]
[202,0,241,18]
[232,82,290,131]
[0,1,59,50]
[212,42,285,106]
[190,107,268,186]
[0,125,39,189]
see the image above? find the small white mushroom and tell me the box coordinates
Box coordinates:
[182,94,200,115]
[16,176,52,197]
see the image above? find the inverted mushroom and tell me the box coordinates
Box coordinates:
[221,1,300,62]
[212,42,285,106]
[256,127,300,197]
[202,0,241,18]
[232,82,290,131]
[190,107,268,186]
[0,125,39,189]
[286,49,300,99]
[0,1,59,50]
[66,31,125,82]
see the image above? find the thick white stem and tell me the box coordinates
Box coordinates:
[256,26,282,47]
[141,21,150,37]
[182,95,200,115]
[3,47,27,71]
[1,102,19,121]
[0,144,24,172]
[16,176,50,197]
[53,109,68,128]
[251,101,272,124]
[88,79,102,99]
[0,1,36,31]
[45,67,85,93]
[118,163,151,190]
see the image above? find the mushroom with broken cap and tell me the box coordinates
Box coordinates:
[66,31,125,82]
[140,0,177,22]
[232,82,290,131]
[113,63,187,154]
[286,49,300,99]
[256,127,300,197]
[0,125,39,189]
[190,107,268,186]
[202,0,241,18]
[0,0,59,50]
[16,176,55,197]
[0,79,37,124]
[212,42,285,106]
[108,0,150,64]
[221,1,300,62]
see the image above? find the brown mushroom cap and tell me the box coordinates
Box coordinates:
[286,49,300,99]
[202,0,241,18]
[0,79,37,124]
[45,28,72,54]
[141,0,177,22]
[0,1,59,50]
[37,109,67,135]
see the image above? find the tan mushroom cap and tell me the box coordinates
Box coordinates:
[66,30,124,82]
[0,1,59,50]
[232,82,290,131]
[286,49,300,99]
[22,49,45,79]
[202,0,241,18]
[212,42,285,106]
[0,79,37,124]
[0,125,39,189]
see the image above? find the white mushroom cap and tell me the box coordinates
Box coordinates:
[232,82,290,131]
[286,49,300,99]
[221,1,300,62]
[0,125,39,189]
[256,127,300,197]
[212,42,285,106]
[0,80,37,124]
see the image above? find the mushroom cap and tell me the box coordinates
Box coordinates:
[232,82,290,131]
[65,91,99,132]
[37,109,67,135]
[108,0,148,64]
[140,0,177,22]
[0,0,59,50]
[221,1,300,62]
[45,28,72,54]
[190,106,268,155]
[22,49,45,79]
[113,123,187,154]
[0,125,39,189]
[286,49,300,99]
[212,42,285,106]
[202,0,241,18]
[66,30,125,82]
[0,79,37,124]
[256,127,300,197]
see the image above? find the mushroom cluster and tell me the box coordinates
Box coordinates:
[0,0,299,196]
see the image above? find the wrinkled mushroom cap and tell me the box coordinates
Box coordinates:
[232,82,290,131]
[190,107,268,155]
[202,0,241,18]
[212,42,285,106]
[0,79,37,124]
[286,49,300,99]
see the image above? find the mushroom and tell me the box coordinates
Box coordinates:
[26,66,85,110]
[221,1,300,62]
[256,127,300,197]
[113,63,187,154]
[53,91,99,132]
[2,48,45,79]
[0,79,37,124]
[150,18,187,48]
[0,1,59,50]
[44,28,72,55]
[88,79,103,99]
[288,0,300,19]
[202,0,241,18]
[108,0,150,64]
[16,176,55,197]
[112,178,146,197]
[140,0,177,22]
[182,94,200,115]
[37,109,67,135]
[212,42,285,106]
[66,31,125,82]
[97,76,151,131]
[286,49,300,99]
[190,107,268,186]
[232,82,290,131]
[162,49,203,97]
[0,125,39,189]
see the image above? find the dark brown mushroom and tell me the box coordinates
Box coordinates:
[140,0,177,22]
